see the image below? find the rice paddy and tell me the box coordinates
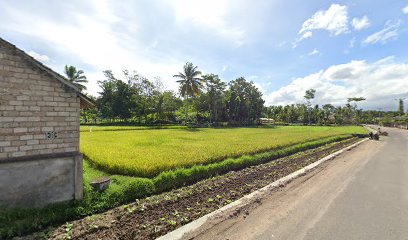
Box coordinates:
[80,125,366,177]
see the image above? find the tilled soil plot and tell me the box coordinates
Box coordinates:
[27,138,361,240]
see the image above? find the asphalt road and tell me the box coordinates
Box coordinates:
[188,127,408,240]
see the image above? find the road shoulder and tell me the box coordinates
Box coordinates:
[185,139,383,240]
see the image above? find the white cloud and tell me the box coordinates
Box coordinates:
[265,57,408,110]
[27,50,50,62]
[170,0,245,47]
[402,5,408,14]
[292,31,312,48]
[363,20,400,45]
[301,31,313,39]
[308,48,320,56]
[1,0,253,96]
[1,1,187,96]
[299,4,349,36]
[352,16,370,30]
[252,81,267,94]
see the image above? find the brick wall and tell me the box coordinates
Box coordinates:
[0,42,80,159]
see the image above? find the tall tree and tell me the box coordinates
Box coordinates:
[397,98,405,115]
[97,70,117,121]
[202,74,227,123]
[64,65,88,92]
[347,97,366,124]
[173,62,203,122]
[97,70,133,121]
[322,104,335,124]
[161,91,183,122]
[304,89,316,105]
[304,89,316,124]
[226,77,264,125]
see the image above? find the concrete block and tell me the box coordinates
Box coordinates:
[9,101,23,106]
[29,106,41,111]
[13,127,27,133]
[27,140,39,145]
[15,106,29,111]
[20,135,33,140]
[19,145,32,151]
[41,127,53,132]
[0,141,11,147]
[11,151,26,157]
[16,95,30,101]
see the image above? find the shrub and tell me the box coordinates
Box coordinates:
[121,178,155,202]
[152,135,351,193]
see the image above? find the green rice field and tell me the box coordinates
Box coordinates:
[80,126,367,177]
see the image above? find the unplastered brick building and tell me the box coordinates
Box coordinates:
[0,38,93,207]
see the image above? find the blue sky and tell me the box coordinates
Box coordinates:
[1,0,408,110]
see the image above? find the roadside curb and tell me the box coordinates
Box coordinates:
[157,137,369,240]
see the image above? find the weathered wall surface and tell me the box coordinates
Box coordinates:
[0,39,83,206]
[0,42,80,159]
[0,154,83,207]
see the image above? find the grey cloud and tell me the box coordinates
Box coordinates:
[329,67,355,80]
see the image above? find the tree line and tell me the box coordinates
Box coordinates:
[264,92,367,125]
[72,62,264,126]
[64,63,408,126]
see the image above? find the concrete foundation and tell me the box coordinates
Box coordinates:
[0,152,83,207]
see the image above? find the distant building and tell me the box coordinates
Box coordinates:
[259,118,275,125]
[0,38,93,207]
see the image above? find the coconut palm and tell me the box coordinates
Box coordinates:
[64,65,88,92]
[173,62,203,122]
[304,89,316,124]
[174,62,203,98]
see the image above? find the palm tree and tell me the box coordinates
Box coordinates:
[304,89,316,124]
[173,62,203,122]
[64,65,88,92]
[347,97,366,124]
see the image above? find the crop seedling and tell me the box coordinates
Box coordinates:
[63,223,74,240]
[123,205,136,213]
[167,220,177,226]
[89,224,99,231]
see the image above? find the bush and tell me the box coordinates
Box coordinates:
[121,178,155,202]
[152,135,351,193]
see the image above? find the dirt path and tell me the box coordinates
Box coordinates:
[188,127,408,240]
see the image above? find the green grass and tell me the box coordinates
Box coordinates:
[1,125,367,238]
[81,125,367,177]
[0,134,360,238]
[80,125,186,132]
[0,161,154,238]
[152,134,353,192]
